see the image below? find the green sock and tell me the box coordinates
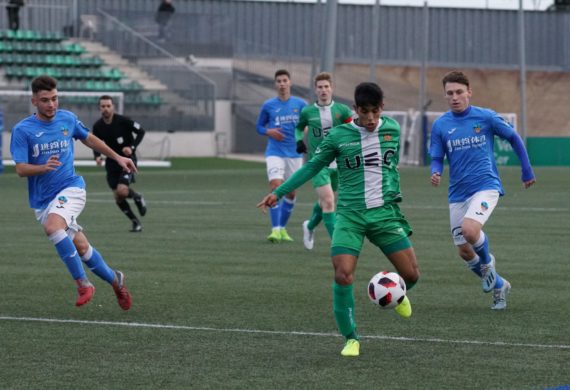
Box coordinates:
[307,202,323,231]
[322,212,336,239]
[333,282,358,339]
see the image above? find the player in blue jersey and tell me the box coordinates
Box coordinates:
[10,75,135,310]
[429,70,535,310]
[256,69,307,243]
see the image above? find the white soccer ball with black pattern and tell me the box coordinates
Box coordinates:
[367,271,407,309]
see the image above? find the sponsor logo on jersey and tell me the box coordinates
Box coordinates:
[35,132,45,137]
[448,128,457,134]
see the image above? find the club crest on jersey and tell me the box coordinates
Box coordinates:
[473,123,481,133]
[56,195,68,208]
[61,127,69,136]
[383,134,392,141]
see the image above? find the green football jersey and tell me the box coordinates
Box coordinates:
[276,116,403,211]
[295,101,353,159]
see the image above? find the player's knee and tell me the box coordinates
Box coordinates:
[460,224,480,243]
[320,197,335,212]
[334,271,354,285]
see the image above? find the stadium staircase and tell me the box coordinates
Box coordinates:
[0,29,164,109]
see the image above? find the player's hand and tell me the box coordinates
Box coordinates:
[523,177,536,189]
[256,193,278,213]
[296,140,307,154]
[43,154,62,173]
[95,156,104,166]
[117,156,138,174]
[430,173,441,187]
[266,128,284,142]
[122,146,133,157]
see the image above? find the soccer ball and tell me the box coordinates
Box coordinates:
[367,271,407,309]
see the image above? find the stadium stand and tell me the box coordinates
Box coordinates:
[0,29,163,109]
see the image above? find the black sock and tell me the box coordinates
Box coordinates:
[128,188,140,199]
[117,200,138,222]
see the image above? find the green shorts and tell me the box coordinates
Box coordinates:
[311,167,338,191]
[331,203,412,257]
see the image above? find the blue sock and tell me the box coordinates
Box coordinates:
[279,197,296,227]
[269,204,281,229]
[49,230,86,281]
[473,232,492,265]
[466,256,483,277]
[466,255,504,289]
[81,245,115,284]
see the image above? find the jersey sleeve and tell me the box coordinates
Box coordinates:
[429,120,445,159]
[9,126,29,164]
[73,116,90,141]
[127,116,145,148]
[295,108,308,142]
[256,103,270,135]
[488,110,516,139]
[340,104,354,123]
[92,121,102,158]
[488,111,534,181]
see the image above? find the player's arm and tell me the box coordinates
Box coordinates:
[82,133,137,174]
[429,123,445,187]
[91,123,104,165]
[341,104,354,123]
[128,119,145,155]
[256,104,284,141]
[258,140,335,212]
[492,113,535,188]
[295,109,308,153]
[14,156,62,177]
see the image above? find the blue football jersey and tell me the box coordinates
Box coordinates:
[430,106,517,203]
[256,96,306,158]
[10,110,89,209]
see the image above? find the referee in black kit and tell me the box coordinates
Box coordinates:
[93,95,147,232]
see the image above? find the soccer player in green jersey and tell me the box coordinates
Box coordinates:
[258,82,420,357]
[295,72,353,250]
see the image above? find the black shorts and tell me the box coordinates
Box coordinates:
[105,159,137,190]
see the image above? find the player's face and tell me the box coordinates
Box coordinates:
[99,99,115,120]
[315,80,332,105]
[32,89,58,121]
[444,82,472,113]
[354,104,383,132]
[274,75,291,98]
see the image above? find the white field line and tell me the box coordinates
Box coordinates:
[0,316,568,350]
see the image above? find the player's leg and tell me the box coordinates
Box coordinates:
[128,186,147,217]
[278,157,303,241]
[74,232,132,311]
[125,166,146,217]
[455,191,506,293]
[316,183,335,238]
[331,210,366,356]
[332,253,360,357]
[38,188,93,307]
[109,170,142,232]
[451,194,509,308]
[369,204,419,318]
[266,157,285,242]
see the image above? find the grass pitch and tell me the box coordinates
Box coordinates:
[0,158,568,389]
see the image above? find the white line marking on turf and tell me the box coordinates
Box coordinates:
[1,316,568,350]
